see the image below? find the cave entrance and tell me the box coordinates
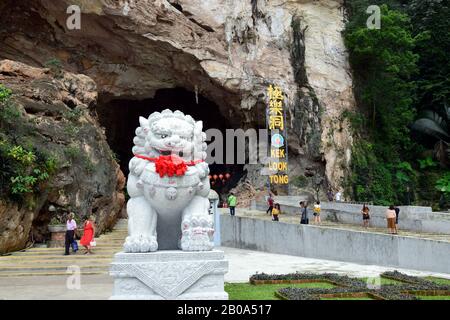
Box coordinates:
[96,87,245,201]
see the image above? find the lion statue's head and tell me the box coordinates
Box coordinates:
[132,109,207,163]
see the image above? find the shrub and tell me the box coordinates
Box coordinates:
[0,84,12,103]
[63,107,83,122]
[44,58,63,78]
[64,144,81,160]
[291,175,308,188]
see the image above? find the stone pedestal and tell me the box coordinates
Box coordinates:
[110,250,228,300]
[47,225,65,248]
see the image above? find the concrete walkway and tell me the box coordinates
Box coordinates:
[1,216,450,300]
[229,208,450,242]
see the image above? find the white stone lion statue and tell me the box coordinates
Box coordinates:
[124,109,213,252]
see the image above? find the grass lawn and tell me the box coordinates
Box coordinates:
[425,277,450,286]
[416,295,450,300]
[225,276,450,300]
[225,282,335,300]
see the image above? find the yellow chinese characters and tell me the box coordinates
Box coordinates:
[267,85,284,131]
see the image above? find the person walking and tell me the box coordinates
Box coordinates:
[394,206,400,233]
[386,205,397,234]
[266,195,274,215]
[327,190,334,202]
[313,201,321,224]
[335,191,342,202]
[272,203,280,221]
[227,192,237,216]
[361,204,370,228]
[80,215,96,255]
[64,212,77,256]
[300,201,309,224]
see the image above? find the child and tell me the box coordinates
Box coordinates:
[361,204,370,228]
[313,201,321,224]
[272,203,281,221]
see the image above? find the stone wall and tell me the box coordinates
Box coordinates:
[0,60,125,254]
[220,215,450,274]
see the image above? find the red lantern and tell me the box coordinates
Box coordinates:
[219,174,224,180]
[208,175,212,180]
[225,173,231,179]
[213,174,218,180]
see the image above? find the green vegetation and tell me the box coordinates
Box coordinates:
[291,175,308,188]
[44,58,63,78]
[63,106,83,123]
[416,295,450,300]
[425,277,450,286]
[225,282,335,300]
[343,0,450,208]
[0,84,20,123]
[226,273,450,300]
[0,137,57,203]
[0,85,58,205]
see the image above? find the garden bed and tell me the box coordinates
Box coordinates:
[319,292,384,300]
[249,271,450,300]
[250,278,341,287]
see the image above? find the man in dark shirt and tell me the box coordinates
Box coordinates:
[266,196,274,215]
[327,190,334,202]
[300,201,309,224]
[394,206,400,233]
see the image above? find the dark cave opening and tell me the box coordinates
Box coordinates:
[96,87,245,199]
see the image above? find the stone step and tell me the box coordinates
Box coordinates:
[27,245,122,251]
[5,250,121,257]
[0,270,108,277]
[0,219,128,277]
[0,260,112,266]
[0,264,109,272]
[0,253,113,265]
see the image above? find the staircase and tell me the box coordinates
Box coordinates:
[0,219,128,277]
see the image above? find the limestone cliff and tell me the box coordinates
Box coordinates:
[0,0,355,196]
[0,60,125,253]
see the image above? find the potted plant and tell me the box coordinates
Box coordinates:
[48,213,66,248]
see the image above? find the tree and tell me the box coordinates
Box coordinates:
[343,3,422,205]
[408,0,450,111]
[411,103,450,166]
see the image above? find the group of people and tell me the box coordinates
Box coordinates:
[361,204,400,234]
[266,196,322,224]
[64,213,96,256]
[266,196,401,234]
[327,190,342,202]
[266,196,281,221]
[227,192,401,234]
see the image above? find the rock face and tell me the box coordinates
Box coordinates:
[0,60,125,253]
[0,0,355,194]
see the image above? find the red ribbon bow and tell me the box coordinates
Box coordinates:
[154,155,187,178]
[134,154,203,178]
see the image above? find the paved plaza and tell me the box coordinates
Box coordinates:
[1,214,449,300]
[1,245,449,300]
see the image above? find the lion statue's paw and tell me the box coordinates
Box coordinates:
[123,235,158,253]
[180,215,214,251]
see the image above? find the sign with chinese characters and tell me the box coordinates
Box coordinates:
[266,84,289,188]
